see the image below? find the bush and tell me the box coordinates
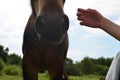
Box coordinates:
[80,57,95,75]
[65,64,81,76]
[2,65,22,75]
[8,54,22,65]
[94,65,108,75]
[0,59,6,71]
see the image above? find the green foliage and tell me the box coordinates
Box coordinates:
[91,57,113,67]
[69,75,102,80]
[0,45,9,63]
[2,65,22,75]
[8,54,22,65]
[65,58,73,64]
[78,56,112,76]
[64,56,113,76]
[0,59,6,72]
[0,75,23,80]
[65,58,81,76]
[65,64,80,76]
[94,65,108,75]
[0,74,102,80]
[0,44,22,66]
[80,57,95,75]
[0,44,113,76]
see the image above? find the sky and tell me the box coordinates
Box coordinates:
[0,0,120,62]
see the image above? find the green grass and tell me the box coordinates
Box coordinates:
[0,73,48,80]
[0,73,102,80]
[69,75,101,80]
[0,75,23,80]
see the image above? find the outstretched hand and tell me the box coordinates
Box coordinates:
[77,8,120,41]
[77,8,104,28]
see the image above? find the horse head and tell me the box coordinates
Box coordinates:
[22,1,69,80]
[31,0,69,45]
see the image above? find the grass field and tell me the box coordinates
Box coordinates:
[0,73,102,80]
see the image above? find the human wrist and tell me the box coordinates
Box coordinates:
[99,16,109,30]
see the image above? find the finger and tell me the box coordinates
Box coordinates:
[77,17,81,21]
[77,16,84,21]
[77,8,85,12]
[87,8,93,11]
[80,22,91,27]
[77,8,88,13]
[76,12,82,16]
[87,8,97,13]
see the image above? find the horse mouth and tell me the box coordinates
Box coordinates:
[36,33,66,45]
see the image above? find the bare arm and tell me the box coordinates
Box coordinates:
[101,17,120,41]
[77,8,120,41]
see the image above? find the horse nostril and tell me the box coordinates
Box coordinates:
[62,15,69,33]
[34,16,45,35]
[35,16,43,28]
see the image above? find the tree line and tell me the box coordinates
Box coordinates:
[0,45,21,66]
[65,57,113,76]
[0,44,113,76]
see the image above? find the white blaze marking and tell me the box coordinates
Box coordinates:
[34,0,44,16]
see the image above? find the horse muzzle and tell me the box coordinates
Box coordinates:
[34,14,69,45]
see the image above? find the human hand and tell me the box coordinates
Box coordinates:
[77,8,104,28]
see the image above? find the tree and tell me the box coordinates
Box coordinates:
[91,57,113,67]
[65,58,73,65]
[80,57,95,74]
[0,45,9,63]
[8,53,22,65]
[64,58,80,76]
[94,64,108,75]
[0,58,6,71]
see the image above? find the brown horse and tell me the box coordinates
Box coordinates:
[22,0,69,80]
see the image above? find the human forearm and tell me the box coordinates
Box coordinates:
[100,17,120,41]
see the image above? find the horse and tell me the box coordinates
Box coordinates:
[22,0,69,80]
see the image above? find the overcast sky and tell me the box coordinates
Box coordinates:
[0,0,120,62]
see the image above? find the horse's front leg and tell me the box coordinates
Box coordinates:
[47,60,68,80]
[22,55,38,80]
